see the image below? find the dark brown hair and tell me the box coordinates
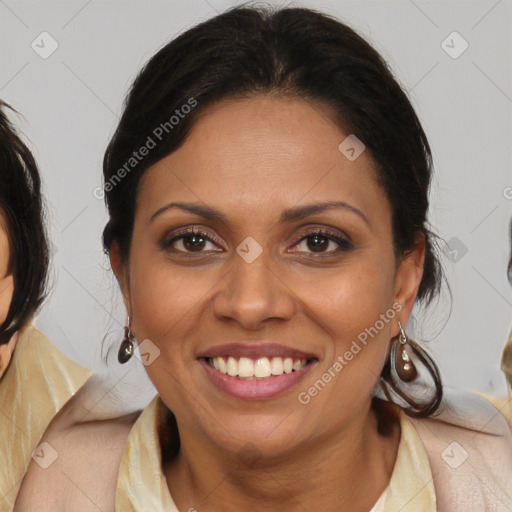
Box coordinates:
[0,101,49,344]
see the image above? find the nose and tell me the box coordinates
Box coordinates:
[212,250,296,330]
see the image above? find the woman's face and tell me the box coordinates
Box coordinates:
[113,95,424,456]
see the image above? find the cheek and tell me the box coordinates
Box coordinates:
[331,264,395,350]
[288,248,396,346]
[128,249,216,352]
[332,257,396,377]
[127,254,211,405]
[292,253,396,416]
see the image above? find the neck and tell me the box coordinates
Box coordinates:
[163,399,401,512]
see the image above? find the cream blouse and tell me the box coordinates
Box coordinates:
[116,383,512,512]
[0,324,91,510]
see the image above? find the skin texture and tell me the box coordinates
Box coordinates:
[0,211,16,379]
[110,95,426,511]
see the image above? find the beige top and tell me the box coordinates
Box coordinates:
[0,324,92,510]
[116,383,512,512]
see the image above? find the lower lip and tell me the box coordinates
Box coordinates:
[199,359,317,400]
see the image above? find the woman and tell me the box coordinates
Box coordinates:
[0,101,91,510]
[15,5,512,511]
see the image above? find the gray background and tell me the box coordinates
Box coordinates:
[1,0,511,410]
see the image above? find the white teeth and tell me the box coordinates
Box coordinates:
[218,357,227,374]
[209,356,309,379]
[270,357,283,375]
[254,357,271,378]
[238,357,254,378]
[227,356,238,377]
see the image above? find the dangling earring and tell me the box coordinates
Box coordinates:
[118,318,135,364]
[390,321,418,382]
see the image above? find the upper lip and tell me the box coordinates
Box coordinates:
[196,343,318,360]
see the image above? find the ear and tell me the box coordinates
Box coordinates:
[392,232,426,335]
[109,241,131,314]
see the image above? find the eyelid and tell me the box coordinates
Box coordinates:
[161,225,353,254]
[290,227,353,252]
[296,226,352,243]
[162,226,224,248]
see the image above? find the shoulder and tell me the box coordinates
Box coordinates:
[408,386,512,450]
[15,414,139,512]
[14,376,142,512]
[405,388,512,511]
[476,391,512,430]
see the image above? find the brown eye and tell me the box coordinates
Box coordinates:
[161,228,222,254]
[180,233,207,252]
[292,229,353,255]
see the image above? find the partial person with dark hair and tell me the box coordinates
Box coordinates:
[0,101,91,510]
[15,5,512,511]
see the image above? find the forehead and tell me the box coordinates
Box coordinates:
[136,95,389,227]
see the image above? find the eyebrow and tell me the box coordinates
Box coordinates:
[150,200,370,228]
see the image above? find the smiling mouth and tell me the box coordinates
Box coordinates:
[201,356,317,380]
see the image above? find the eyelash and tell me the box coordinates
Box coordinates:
[161,226,353,257]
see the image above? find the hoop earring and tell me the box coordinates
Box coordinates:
[118,318,135,364]
[390,321,418,382]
